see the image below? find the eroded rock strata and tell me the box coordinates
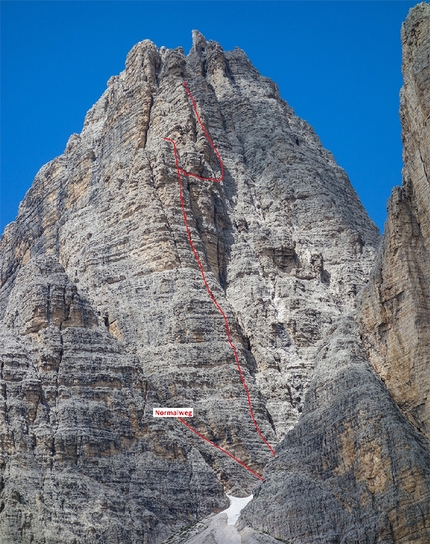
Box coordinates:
[238,4,430,544]
[360,1,430,440]
[0,5,427,543]
[238,317,430,543]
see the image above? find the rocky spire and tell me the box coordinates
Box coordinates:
[2,21,417,543]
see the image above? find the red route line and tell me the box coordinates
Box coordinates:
[177,417,264,482]
[163,81,276,481]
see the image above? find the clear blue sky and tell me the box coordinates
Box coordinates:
[0,0,419,234]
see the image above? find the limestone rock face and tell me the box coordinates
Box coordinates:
[238,4,430,544]
[238,317,430,543]
[1,23,380,544]
[360,2,430,439]
[0,255,226,544]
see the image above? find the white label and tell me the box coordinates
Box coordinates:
[153,407,193,418]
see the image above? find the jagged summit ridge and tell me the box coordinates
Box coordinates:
[0,28,382,544]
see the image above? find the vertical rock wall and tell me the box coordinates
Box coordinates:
[238,316,430,543]
[239,4,430,543]
[0,22,384,544]
[360,2,430,439]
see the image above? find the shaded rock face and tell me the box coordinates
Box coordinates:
[1,25,380,544]
[360,2,430,440]
[239,4,430,544]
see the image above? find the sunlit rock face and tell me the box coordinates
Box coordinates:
[361,2,430,441]
[0,18,402,544]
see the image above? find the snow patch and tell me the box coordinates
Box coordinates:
[223,494,253,526]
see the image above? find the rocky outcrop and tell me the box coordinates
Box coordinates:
[0,17,402,544]
[238,4,430,544]
[360,2,430,439]
[238,317,430,543]
[0,255,227,544]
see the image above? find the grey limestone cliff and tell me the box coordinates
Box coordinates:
[238,316,430,543]
[360,2,430,440]
[0,12,420,544]
[238,4,430,544]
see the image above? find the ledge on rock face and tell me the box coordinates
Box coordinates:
[3,255,99,334]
